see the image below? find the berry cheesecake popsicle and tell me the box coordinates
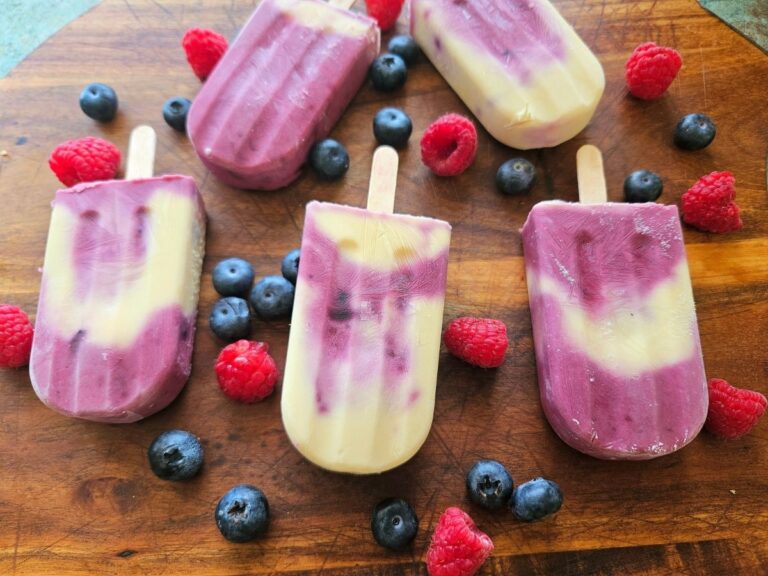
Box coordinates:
[282,147,452,473]
[30,126,207,423]
[521,146,707,459]
[410,0,605,149]
[187,0,379,190]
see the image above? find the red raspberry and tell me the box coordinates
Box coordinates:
[681,171,742,233]
[705,378,767,439]
[182,27,228,81]
[420,114,478,177]
[214,340,279,403]
[443,317,508,368]
[625,42,682,100]
[426,507,493,576]
[0,305,34,368]
[48,137,121,187]
[364,0,405,31]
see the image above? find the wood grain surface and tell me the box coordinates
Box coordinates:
[1,1,767,574]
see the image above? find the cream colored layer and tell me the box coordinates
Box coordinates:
[278,0,373,36]
[412,2,604,149]
[311,206,451,269]
[531,261,698,375]
[282,287,445,474]
[41,190,205,347]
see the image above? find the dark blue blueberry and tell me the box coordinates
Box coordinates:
[369,53,408,92]
[373,107,413,148]
[162,96,192,132]
[212,257,255,296]
[79,83,118,122]
[623,169,663,203]
[674,113,716,150]
[147,430,204,481]
[309,139,349,180]
[496,158,537,195]
[209,297,251,341]
[510,477,563,522]
[387,35,420,66]
[466,460,514,510]
[328,290,353,321]
[215,484,270,543]
[250,276,295,319]
[281,248,301,284]
[371,498,418,550]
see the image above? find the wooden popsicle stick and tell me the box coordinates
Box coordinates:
[328,0,355,9]
[125,125,156,180]
[366,146,399,214]
[576,144,607,204]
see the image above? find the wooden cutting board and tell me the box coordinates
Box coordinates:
[1,1,767,574]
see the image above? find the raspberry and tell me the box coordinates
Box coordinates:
[443,317,508,368]
[420,114,478,177]
[214,340,278,403]
[426,507,493,576]
[0,305,34,368]
[364,0,405,31]
[681,171,742,233]
[705,378,767,439]
[625,42,682,100]
[48,137,121,187]
[182,27,228,81]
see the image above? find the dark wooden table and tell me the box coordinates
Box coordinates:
[1,1,767,574]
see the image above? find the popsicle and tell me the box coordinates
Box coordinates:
[521,145,707,459]
[30,126,207,423]
[187,0,380,190]
[410,0,605,150]
[281,147,452,474]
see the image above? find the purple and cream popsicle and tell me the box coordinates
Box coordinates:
[187,0,380,190]
[30,126,207,423]
[281,147,451,473]
[521,146,707,459]
[411,0,605,149]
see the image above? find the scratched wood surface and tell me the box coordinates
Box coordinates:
[1,0,767,574]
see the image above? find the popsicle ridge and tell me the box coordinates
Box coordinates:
[411,0,605,149]
[30,175,206,423]
[187,0,379,190]
[522,201,707,459]
[204,18,326,165]
[282,201,451,473]
[417,0,566,83]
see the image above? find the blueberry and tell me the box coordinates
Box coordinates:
[387,35,420,66]
[215,484,270,543]
[212,257,255,296]
[309,138,349,180]
[250,276,295,319]
[496,158,537,195]
[373,107,413,148]
[623,169,663,203]
[510,477,563,522]
[465,460,514,510]
[369,53,408,92]
[147,430,204,481]
[281,248,301,284]
[209,297,251,341]
[371,498,418,550]
[674,113,716,150]
[79,83,118,122]
[162,96,192,132]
